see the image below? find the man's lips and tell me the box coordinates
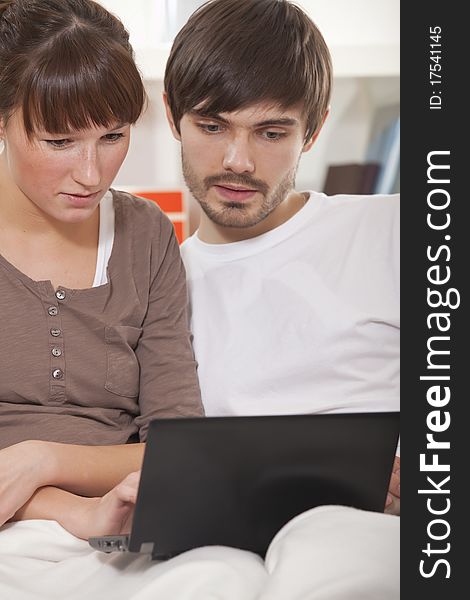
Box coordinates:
[213,184,258,202]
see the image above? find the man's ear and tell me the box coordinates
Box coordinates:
[162,92,181,141]
[302,108,330,153]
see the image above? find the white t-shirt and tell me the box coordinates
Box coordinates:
[181,191,400,419]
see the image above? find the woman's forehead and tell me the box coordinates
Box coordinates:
[4,109,128,138]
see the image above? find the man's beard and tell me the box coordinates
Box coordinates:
[182,152,297,229]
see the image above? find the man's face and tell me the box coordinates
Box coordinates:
[168,101,314,232]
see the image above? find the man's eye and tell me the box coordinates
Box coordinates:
[198,123,223,134]
[262,131,285,141]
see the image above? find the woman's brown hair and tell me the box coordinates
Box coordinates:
[164,0,332,142]
[0,0,146,137]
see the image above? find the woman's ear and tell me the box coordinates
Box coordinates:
[162,93,181,141]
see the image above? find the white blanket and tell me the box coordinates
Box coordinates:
[0,506,399,600]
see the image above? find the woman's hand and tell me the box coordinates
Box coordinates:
[0,440,56,526]
[385,456,400,515]
[62,471,141,540]
[1,440,144,529]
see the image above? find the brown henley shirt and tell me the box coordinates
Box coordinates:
[0,190,204,449]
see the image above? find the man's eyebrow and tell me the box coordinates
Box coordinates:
[188,110,299,128]
[188,109,230,123]
[253,118,299,128]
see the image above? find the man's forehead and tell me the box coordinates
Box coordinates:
[190,100,305,124]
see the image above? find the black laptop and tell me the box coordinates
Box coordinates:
[89,412,399,559]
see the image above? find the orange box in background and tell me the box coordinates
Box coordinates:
[134,190,186,244]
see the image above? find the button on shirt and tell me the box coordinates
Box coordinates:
[52,369,64,380]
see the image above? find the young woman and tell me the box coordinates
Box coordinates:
[0,0,203,537]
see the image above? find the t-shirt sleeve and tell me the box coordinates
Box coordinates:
[134,213,204,441]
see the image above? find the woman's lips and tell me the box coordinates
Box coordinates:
[213,185,258,202]
[61,191,100,208]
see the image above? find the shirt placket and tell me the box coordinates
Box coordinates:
[45,286,67,403]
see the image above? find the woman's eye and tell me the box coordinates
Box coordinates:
[45,139,70,148]
[103,133,125,142]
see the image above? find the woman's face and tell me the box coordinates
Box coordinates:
[0,110,130,223]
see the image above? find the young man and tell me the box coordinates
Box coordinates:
[164,0,400,508]
[160,0,401,595]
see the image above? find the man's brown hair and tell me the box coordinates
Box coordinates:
[164,0,332,142]
[0,0,146,137]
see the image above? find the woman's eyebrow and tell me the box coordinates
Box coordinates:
[109,123,128,131]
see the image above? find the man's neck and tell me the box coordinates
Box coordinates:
[197,191,308,244]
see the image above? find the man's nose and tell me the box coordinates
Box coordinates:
[222,134,255,174]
